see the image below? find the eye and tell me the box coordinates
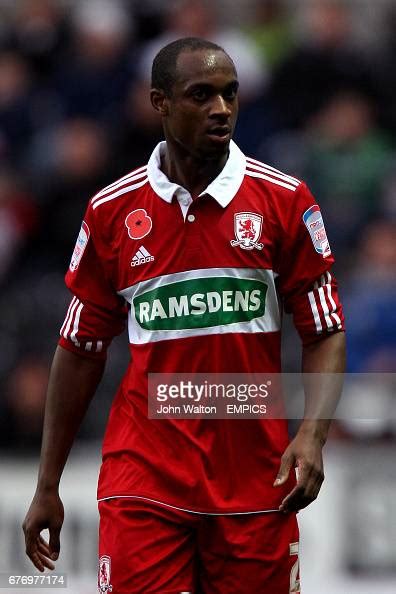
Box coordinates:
[191,88,208,102]
[224,85,238,101]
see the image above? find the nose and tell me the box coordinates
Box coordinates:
[209,94,232,119]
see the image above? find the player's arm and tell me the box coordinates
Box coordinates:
[274,331,346,512]
[23,204,126,570]
[23,345,105,571]
[274,181,346,512]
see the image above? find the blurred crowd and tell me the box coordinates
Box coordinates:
[1,0,396,451]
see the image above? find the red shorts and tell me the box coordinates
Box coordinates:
[98,498,300,594]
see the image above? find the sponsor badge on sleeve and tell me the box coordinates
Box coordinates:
[69,220,90,271]
[302,205,331,258]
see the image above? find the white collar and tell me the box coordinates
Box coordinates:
[147,140,246,211]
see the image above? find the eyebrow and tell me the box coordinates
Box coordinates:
[184,80,239,93]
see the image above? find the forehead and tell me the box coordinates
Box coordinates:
[175,49,237,86]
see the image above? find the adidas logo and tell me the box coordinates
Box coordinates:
[131,246,154,267]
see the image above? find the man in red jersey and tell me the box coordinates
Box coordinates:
[23,38,345,593]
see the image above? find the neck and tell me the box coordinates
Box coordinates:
[161,140,229,197]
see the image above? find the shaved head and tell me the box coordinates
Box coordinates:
[151,37,235,96]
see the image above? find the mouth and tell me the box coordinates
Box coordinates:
[206,126,231,143]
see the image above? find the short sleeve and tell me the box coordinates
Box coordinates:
[58,203,127,359]
[277,182,345,345]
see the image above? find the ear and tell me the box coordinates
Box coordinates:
[150,89,169,116]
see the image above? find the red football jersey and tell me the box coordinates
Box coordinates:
[59,141,344,513]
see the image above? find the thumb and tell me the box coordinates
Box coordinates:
[273,451,294,487]
[49,525,61,560]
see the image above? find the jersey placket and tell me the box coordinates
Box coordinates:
[186,207,203,268]
[176,192,203,265]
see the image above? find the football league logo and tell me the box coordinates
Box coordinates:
[302,205,331,258]
[230,212,264,251]
[98,555,113,593]
[69,220,90,272]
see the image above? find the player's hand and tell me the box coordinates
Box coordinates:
[23,490,64,571]
[273,431,325,513]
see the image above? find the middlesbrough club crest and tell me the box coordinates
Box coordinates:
[230,212,264,251]
[98,555,113,593]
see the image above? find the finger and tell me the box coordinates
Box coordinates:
[298,463,324,501]
[25,530,41,564]
[30,550,45,573]
[274,452,295,487]
[49,525,61,560]
[38,541,52,558]
[309,473,324,501]
[25,535,50,572]
[279,484,306,512]
[280,469,323,512]
[38,535,51,555]
[303,474,322,502]
[280,492,312,513]
[37,551,55,571]
[279,463,311,511]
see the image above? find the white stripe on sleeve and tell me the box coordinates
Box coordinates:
[318,286,334,330]
[245,160,300,187]
[245,170,297,191]
[62,298,80,339]
[70,302,84,347]
[326,272,342,328]
[245,156,301,184]
[91,169,147,203]
[308,291,322,333]
[60,296,77,336]
[92,178,149,210]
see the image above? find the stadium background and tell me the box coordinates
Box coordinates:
[0,0,395,592]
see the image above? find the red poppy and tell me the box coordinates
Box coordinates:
[125,209,152,239]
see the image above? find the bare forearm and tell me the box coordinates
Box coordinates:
[299,331,346,442]
[37,345,105,492]
[23,346,104,571]
[275,332,346,511]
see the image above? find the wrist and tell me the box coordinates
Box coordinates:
[36,478,60,495]
[297,419,330,446]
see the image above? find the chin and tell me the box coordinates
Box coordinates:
[202,140,231,159]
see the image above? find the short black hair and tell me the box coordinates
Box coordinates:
[151,37,234,96]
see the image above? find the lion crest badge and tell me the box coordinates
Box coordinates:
[230,212,264,251]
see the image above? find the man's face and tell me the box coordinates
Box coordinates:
[160,49,239,159]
